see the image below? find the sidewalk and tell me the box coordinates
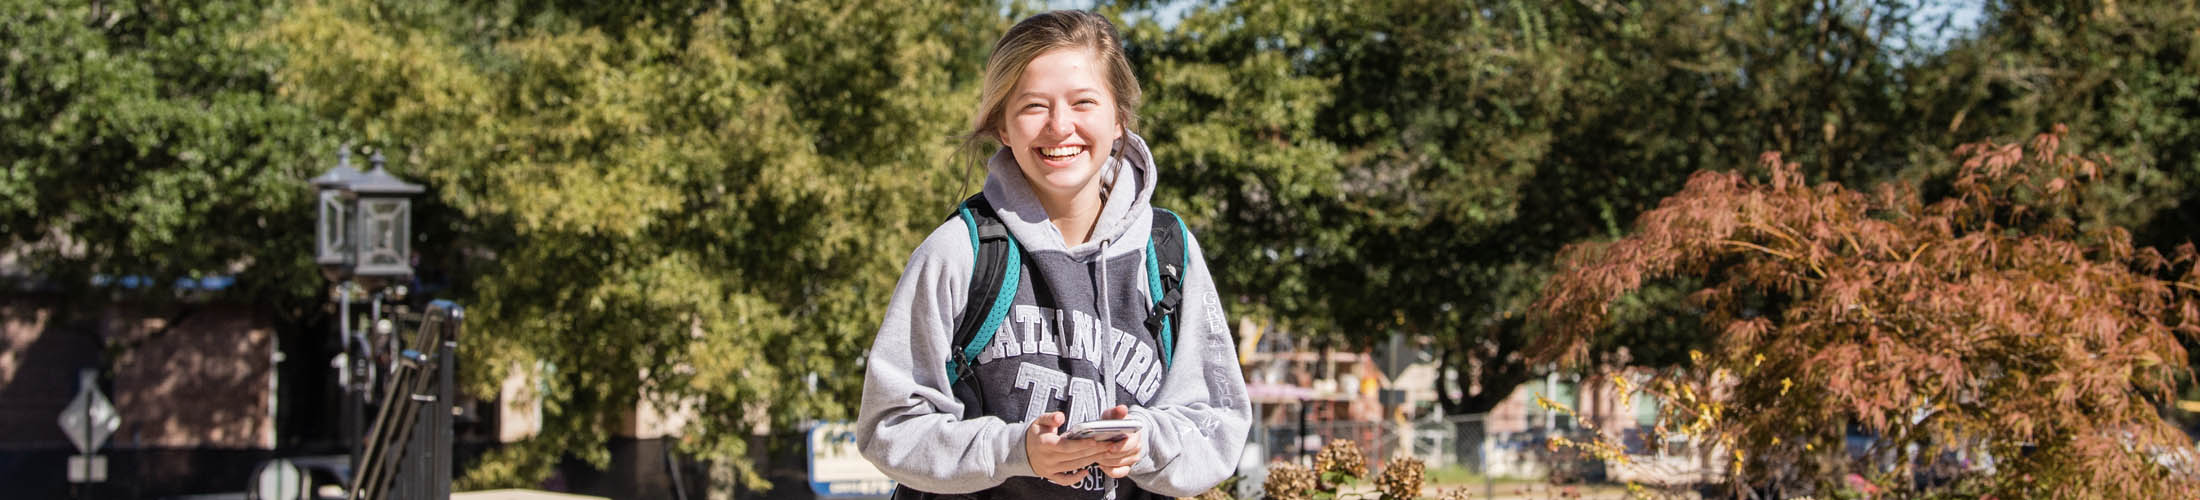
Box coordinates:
[1334,481,1653,500]
[1421,483,1639,500]
[170,488,609,500]
[452,489,610,500]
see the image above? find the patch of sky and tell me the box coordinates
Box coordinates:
[1889,0,1990,61]
[1022,0,1197,29]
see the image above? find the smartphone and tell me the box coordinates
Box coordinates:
[1063,419,1145,442]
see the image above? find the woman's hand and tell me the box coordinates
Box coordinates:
[1089,405,1145,479]
[1025,412,1108,486]
[1025,407,1149,485]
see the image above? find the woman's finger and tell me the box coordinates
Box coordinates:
[1107,434,1141,454]
[1037,445,1109,471]
[1096,449,1141,468]
[1097,451,1138,467]
[1032,435,1117,473]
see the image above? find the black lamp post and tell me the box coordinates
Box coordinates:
[348,152,424,421]
[310,146,424,488]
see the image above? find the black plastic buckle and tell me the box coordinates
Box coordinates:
[1146,263,1186,332]
[951,350,978,381]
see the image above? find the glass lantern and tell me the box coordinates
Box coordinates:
[312,148,364,278]
[347,152,425,280]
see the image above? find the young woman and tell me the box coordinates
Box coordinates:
[857,10,1251,500]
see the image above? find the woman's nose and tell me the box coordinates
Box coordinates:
[1049,111,1075,137]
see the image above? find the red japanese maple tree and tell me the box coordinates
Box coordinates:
[1532,126,2200,498]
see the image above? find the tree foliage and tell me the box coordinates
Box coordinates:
[255,0,1003,487]
[1532,127,2200,498]
[1119,0,1352,336]
[1914,1,2200,244]
[1125,0,1958,414]
[0,0,332,303]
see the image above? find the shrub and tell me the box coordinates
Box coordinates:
[1375,457,1427,500]
[1531,126,2200,498]
[1250,440,1429,500]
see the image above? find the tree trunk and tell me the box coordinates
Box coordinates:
[1435,321,1538,475]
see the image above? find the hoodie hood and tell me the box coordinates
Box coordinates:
[982,131,1159,261]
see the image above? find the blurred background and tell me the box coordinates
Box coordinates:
[2,0,2196,498]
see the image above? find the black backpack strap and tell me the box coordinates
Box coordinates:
[1143,208,1190,368]
[945,194,1020,418]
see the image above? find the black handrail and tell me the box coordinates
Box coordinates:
[347,301,461,500]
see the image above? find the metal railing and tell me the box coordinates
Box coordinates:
[346,300,462,500]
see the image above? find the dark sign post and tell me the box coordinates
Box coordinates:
[59,368,120,486]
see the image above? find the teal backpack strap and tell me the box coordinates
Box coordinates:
[1144,208,1190,368]
[946,195,1021,396]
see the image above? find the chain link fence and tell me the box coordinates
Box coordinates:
[1247,413,1580,474]
[1235,411,1710,498]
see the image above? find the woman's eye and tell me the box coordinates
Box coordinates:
[1022,103,1047,112]
[1075,99,1098,107]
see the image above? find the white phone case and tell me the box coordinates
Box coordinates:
[1064,419,1145,441]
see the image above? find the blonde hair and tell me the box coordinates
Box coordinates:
[964,10,1142,152]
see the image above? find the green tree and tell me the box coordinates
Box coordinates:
[1909,0,2199,251]
[0,0,332,310]
[257,0,1005,488]
[1118,0,1352,338]
[1125,0,1947,417]
[0,1,345,457]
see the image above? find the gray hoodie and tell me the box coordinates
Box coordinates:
[857,132,1251,499]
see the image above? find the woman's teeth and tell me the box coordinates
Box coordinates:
[1039,146,1084,159]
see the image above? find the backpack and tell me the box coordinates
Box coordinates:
[942,193,1190,415]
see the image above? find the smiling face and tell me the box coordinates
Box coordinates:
[999,47,1121,206]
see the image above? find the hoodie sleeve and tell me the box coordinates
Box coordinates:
[1125,231,1253,497]
[856,219,1038,493]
